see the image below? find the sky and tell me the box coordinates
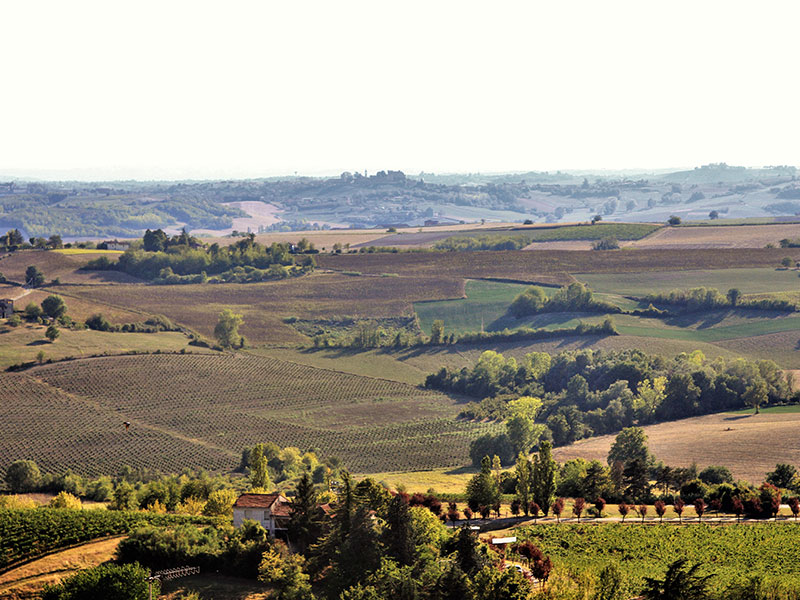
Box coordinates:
[1,1,799,180]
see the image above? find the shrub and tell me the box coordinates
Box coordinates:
[49,492,82,510]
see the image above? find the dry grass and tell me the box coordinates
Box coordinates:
[0,250,142,285]
[0,536,124,600]
[65,272,465,344]
[624,223,800,249]
[160,574,270,600]
[552,410,800,484]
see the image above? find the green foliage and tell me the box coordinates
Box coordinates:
[646,286,797,312]
[608,427,652,467]
[25,265,45,287]
[642,559,713,600]
[592,237,620,250]
[41,295,67,319]
[41,562,154,600]
[49,491,82,509]
[249,443,272,490]
[45,322,60,342]
[24,302,43,320]
[0,508,220,570]
[214,308,244,348]
[5,459,41,492]
[259,545,314,600]
[510,282,619,318]
[202,488,239,517]
[466,459,500,512]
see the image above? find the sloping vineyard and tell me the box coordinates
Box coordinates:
[0,354,499,476]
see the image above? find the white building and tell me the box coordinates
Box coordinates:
[232,493,292,537]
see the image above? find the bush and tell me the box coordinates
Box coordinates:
[592,237,620,250]
[49,492,82,510]
[41,562,153,600]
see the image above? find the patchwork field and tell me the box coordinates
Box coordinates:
[0,353,499,478]
[552,408,800,483]
[65,272,466,344]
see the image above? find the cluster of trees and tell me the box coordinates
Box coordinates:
[239,443,341,490]
[509,283,619,318]
[85,230,315,281]
[0,229,63,251]
[645,286,797,313]
[429,348,792,449]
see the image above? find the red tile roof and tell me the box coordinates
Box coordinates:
[233,493,287,509]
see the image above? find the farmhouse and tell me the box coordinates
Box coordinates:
[0,299,13,319]
[232,492,291,536]
[103,240,131,251]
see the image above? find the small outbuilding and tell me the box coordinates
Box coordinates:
[232,493,292,537]
[0,299,14,319]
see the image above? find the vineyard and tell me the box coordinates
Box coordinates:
[0,508,221,571]
[0,353,499,477]
[517,523,800,591]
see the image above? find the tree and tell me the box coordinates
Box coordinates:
[24,302,42,321]
[594,497,606,518]
[618,502,630,523]
[529,502,540,522]
[259,545,314,600]
[641,559,713,600]
[466,457,500,512]
[654,500,666,523]
[572,497,585,522]
[249,443,272,490]
[45,323,60,342]
[694,498,705,522]
[766,463,797,489]
[637,504,648,523]
[510,499,521,517]
[732,497,743,522]
[608,427,652,467]
[726,288,741,307]
[25,265,45,287]
[430,320,445,344]
[203,489,238,517]
[41,295,67,319]
[698,465,733,485]
[143,228,168,252]
[49,491,82,509]
[5,459,41,492]
[788,497,800,521]
[623,458,649,502]
[514,454,532,515]
[591,215,602,224]
[667,215,681,225]
[551,498,565,522]
[214,309,244,348]
[709,210,719,220]
[41,562,154,600]
[532,441,558,515]
[743,378,768,414]
[289,472,321,554]
[47,234,63,249]
[673,498,685,523]
[782,256,794,268]
[384,494,415,566]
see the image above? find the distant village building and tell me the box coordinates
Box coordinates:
[232,493,292,537]
[0,299,13,319]
[423,220,440,227]
[103,240,131,251]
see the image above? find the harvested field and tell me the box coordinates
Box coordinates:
[21,288,145,324]
[318,248,798,280]
[624,223,800,249]
[0,353,498,476]
[0,250,142,285]
[522,241,594,250]
[552,410,800,483]
[713,330,800,369]
[65,273,465,344]
[0,536,124,600]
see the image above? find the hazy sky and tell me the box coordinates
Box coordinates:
[2,1,799,180]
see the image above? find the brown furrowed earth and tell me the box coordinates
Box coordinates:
[317,248,800,279]
[623,223,800,249]
[552,410,800,484]
[64,272,466,344]
[0,251,143,285]
[0,353,498,478]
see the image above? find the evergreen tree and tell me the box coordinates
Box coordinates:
[383,494,415,566]
[288,471,321,554]
[532,441,557,516]
[514,453,532,516]
[466,456,500,512]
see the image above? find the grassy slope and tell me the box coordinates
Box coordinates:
[576,267,800,296]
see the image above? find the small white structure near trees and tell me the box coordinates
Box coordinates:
[232,493,291,537]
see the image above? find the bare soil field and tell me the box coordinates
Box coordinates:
[0,251,143,285]
[522,241,594,250]
[623,223,800,249]
[0,536,124,600]
[318,248,797,280]
[190,200,282,236]
[552,410,800,483]
[66,272,465,344]
[202,229,393,249]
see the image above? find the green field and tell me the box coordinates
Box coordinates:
[518,523,800,592]
[0,353,501,477]
[576,267,800,296]
[612,312,800,342]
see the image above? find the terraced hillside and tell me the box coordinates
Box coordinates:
[0,353,497,477]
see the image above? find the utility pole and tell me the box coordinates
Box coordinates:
[148,565,201,600]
